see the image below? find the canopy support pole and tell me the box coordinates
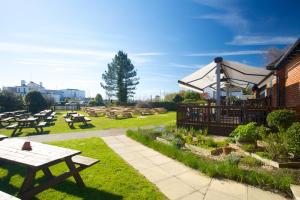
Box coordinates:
[215,57,223,123]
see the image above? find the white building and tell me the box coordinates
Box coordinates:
[60,89,85,99]
[3,80,85,103]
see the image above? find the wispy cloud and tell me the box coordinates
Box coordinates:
[193,0,249,32]
[132,52,166,56]
[227,35,298,46]
[186,50,266,57]
[170,63,203,69]
[0,42,165,65]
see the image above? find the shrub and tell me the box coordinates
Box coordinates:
[286,122,300,158]
[173,94,184,103]
[241,144,256,152]
[264,132,289,161]
[240,156,262,167]
[267,109,297,131]
[139,128,162,140]
[225,153,241,165]
[149,102,177,111]
[230,122,258,143]
[172,134,185,149]
[206,137,218,148]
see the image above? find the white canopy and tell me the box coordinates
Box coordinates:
[178,60,271,93]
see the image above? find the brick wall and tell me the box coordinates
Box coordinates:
[284,53,300,108]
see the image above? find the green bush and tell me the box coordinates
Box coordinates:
[286,122,300,158]
[149,102,177,111]
[25,91,47,114]
[267,109,297,131]
[230,122,258,143]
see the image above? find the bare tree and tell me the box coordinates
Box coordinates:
[264,47,284,64]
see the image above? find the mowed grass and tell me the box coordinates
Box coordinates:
[0,137,166,200]
[0,111,176,136]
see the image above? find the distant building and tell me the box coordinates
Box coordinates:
[2,80,86,103]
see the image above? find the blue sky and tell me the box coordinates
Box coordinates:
[0,0,299,99]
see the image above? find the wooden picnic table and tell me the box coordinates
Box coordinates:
[65,114,91,127]
[0,138,98,200]
[7,118,46,136]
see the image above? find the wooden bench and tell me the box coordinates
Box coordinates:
[0,134,8,141]
[0,191,20,200]
[0,117,15,127]
[65,118,73,126]
[72,155,99,168]
[84,117,91,122]
[6,123,18,129]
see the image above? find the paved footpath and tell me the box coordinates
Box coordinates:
[23,130,288,200]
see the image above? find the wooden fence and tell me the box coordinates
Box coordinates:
[176,104,274,136]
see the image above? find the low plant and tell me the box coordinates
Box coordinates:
[267,109,297,131]
[286,122,300,158]
[230,122,258,143]
[240,156,262,167]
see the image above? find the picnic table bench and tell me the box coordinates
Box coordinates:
[65,114,91,127]
[6,118,47,136]
[0,117,16,127]
[0,139,99,200]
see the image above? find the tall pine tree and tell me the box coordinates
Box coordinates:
[101,51,139,103]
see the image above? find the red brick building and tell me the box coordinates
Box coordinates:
[261,38,300,116]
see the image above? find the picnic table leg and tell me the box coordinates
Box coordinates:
[11,128,18,137]
[19,167,36,199]
[34,127,40,133]
[42,167,54,178]
[65,157,85,187]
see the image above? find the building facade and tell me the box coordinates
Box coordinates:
[2,80,86,103]
[258,38,300,117]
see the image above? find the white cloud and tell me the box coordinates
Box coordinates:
[186,50,266,57]
[227,35,298,46]
[193,0,249,32]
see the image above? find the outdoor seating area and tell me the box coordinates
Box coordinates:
[82,106,168,120]
[0,137,99,200]
[0,110,30,127]
[2,109,56,136]
[64,111,92,127]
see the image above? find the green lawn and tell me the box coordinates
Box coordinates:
[0,111,176,137]
[0,137,166,200]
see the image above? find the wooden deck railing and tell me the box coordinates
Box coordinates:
[176,104,274,135]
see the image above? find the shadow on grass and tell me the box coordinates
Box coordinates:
[11,130,51,137]
[0,163,123,200]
